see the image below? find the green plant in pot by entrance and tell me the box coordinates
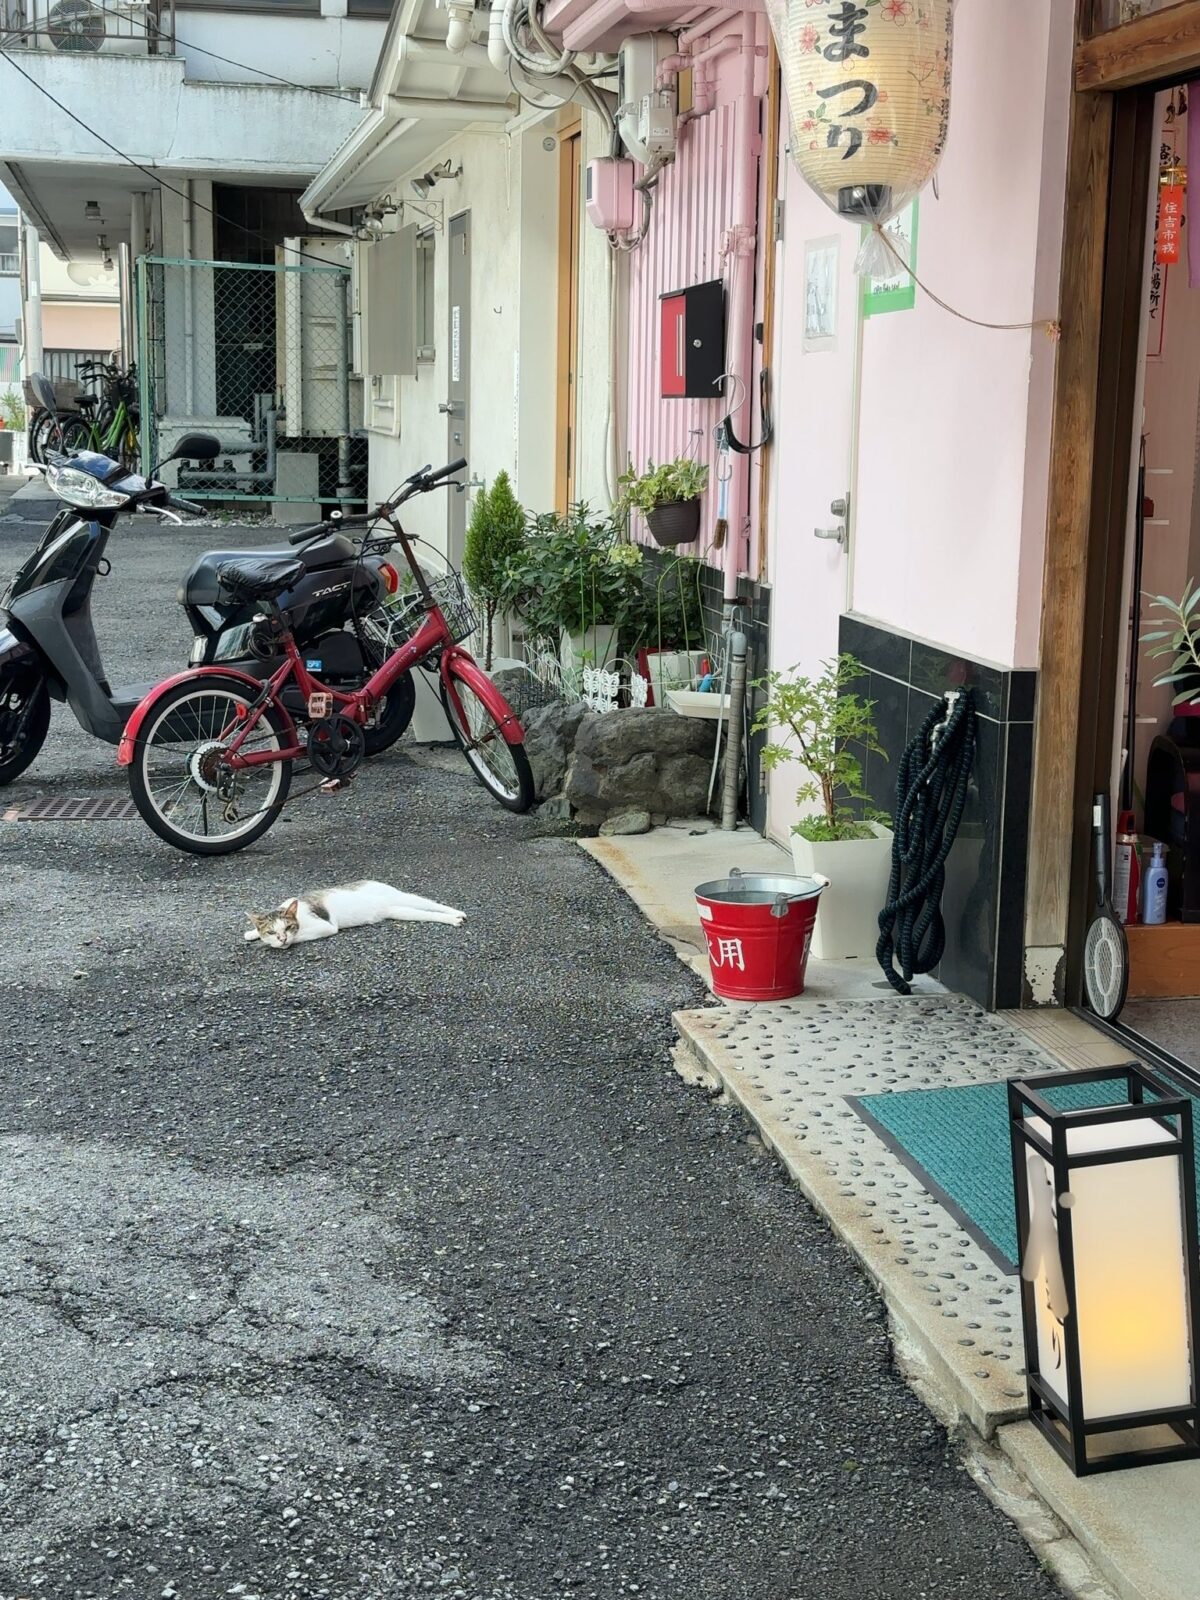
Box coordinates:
[619,457,709,548]
[497,503,643,677]
[462,469,526,671]
[753,654,892,961]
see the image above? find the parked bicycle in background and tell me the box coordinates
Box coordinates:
[28,358,139,472]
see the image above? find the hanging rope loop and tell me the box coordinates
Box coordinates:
[876,689,978,996]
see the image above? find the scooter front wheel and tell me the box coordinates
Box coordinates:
[128,678,293,855]
[0,663,50,786]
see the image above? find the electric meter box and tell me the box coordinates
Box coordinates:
[617,33,677,165]
[585,157,636,233]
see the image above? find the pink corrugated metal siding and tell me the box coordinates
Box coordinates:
[626,101,752,563]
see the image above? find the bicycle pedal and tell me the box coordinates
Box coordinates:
[317,777,350,794]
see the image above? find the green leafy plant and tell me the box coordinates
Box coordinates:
[622,554,707,656]
[1143,583,1200,706]
[0,388,23,431]
[498,503,644,648]
[462,470,526,670]
[752,654,886,843]
[618,456,709,515]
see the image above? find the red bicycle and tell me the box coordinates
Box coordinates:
[118,459,534,854]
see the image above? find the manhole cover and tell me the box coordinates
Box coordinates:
[2,795,138,822]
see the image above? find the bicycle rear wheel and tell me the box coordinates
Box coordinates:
[440,664,534,812]
[57,416,92,454]
[128,677,293,855]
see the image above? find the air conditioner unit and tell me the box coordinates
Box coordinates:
[616,33,677,167]
[41,0,151,57]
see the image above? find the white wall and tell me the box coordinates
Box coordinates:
[172,9,383,92]
[361,111,613,555]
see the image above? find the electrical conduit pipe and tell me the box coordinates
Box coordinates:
[722,12,760,605]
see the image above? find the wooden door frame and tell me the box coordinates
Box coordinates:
[555,115,582,515]
[1026,3,1191,1003]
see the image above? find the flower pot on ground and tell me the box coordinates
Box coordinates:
[561,624,618,674]
[791,822,893,960]
[618,458,709,549]
[753,654,892,962]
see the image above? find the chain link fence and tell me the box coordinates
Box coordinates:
[136,255,367,506]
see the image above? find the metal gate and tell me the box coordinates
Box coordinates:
[135,254,366,506]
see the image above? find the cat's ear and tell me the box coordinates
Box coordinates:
[283,899,299,919]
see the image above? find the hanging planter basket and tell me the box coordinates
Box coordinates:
[645,498,701,547]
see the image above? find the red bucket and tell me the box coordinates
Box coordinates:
[695,870,827,1001]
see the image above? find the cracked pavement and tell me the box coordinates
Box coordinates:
[0,514,1063,1598]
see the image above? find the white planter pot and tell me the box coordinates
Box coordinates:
[791,823,894,961]
[561,625,618,674]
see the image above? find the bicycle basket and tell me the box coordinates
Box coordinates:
[361,571,480,654]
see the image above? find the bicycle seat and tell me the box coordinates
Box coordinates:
[179,532,355,606]
[77,393,98,411]
[215,556,306,603]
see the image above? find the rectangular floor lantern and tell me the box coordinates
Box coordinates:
[1008,1064,1200,1475]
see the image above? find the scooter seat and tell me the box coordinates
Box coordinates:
[179,532,355,606]
[216,557,306,603]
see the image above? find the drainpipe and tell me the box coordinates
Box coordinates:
[721,626,748,830]
[182,177,195,416]
[721,14,760,603]
[335,276,353,501]
[22,222,42,377]
[488,5,508,71]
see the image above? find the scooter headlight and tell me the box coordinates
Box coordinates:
[46,464,130,510]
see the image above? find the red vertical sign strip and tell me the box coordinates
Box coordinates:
[1157,184,1184,265]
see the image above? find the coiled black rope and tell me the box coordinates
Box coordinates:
[876,689,978,995]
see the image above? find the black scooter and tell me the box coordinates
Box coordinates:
[0,375,413,785]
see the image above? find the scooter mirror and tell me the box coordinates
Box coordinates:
[29,373,57,416]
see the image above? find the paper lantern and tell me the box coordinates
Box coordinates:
[766,0,954,243]
[1008,1065,1200,1475]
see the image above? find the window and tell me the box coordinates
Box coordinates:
[346,0,392,12]
[416,229,435,362]
[0,255,17,276]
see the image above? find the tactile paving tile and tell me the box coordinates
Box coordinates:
[674,995,1068,1435]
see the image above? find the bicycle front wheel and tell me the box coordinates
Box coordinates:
[57,415,92,454]
[128,677,293,855]
[440,665,534,812]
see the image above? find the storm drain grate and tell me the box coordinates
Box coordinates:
[3,795,139,823]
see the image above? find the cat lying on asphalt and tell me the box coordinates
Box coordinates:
[245,880,466,948]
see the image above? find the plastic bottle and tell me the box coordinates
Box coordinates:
[1144,842,1170,926]
[1114,810,1141,925]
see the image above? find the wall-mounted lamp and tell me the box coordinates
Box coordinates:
[97,234,113,271]
[411,161,463,201]
[84,199,103,223]
[1009,1063,1200,1475]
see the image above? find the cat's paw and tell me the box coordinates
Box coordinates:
[451,910,467,926]
[243,927,260,942]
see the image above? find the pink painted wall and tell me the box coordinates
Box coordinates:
[845,0,1073,671]
[624,20,766,569]
[43,302,121,353]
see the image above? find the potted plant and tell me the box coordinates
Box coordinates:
[499,504,642,676]
[624,554,708,704]
[462,469,526,672]
[619,457,709,547]
[753,654,892,961]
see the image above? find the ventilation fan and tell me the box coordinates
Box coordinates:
[46,0,106,51]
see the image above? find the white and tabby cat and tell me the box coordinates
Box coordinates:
[245,879,466,948]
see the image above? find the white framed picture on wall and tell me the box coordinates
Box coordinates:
[803,237,839,352]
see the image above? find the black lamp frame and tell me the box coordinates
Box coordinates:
[1008,1063,1200,1475]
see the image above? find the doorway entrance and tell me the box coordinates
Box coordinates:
[1068,76,1200,1081]
[446,210,470,568]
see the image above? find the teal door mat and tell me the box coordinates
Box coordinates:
[848,1073,1200,1274]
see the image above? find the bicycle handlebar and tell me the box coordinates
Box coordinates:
[164,494,205,517]
[286,461,467,545]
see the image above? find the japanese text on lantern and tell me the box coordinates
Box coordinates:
[818,5,878,161]
[1157,183,1184,266]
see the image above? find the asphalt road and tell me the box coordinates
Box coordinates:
[0,510,1061,1600]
